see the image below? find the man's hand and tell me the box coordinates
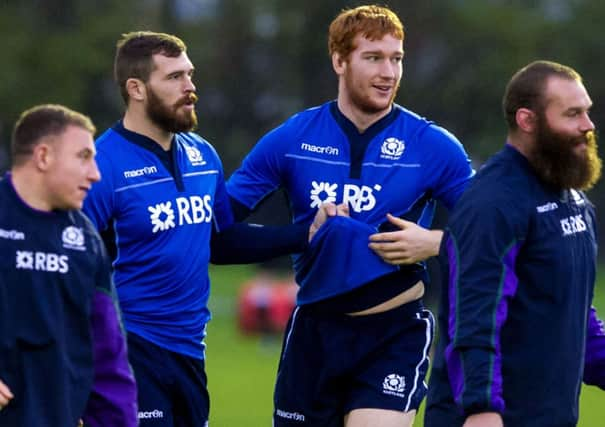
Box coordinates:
[463,412,503,427]
[0,379,13,410]
[308,202,349,242]
[368,214,443,264]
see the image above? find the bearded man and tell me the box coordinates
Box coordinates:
[425,60,605,427]
[83,31,336,427]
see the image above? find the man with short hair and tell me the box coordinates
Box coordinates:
[227,5,474,426]
[83,31,335,426]
[0,104,137,426]
[424,60,605,427]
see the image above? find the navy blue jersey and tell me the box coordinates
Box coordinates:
[426,145,605,427]
[0,174,136,426]
[83,123,235,360]
[228,101,473,304]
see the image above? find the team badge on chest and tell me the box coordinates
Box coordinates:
[62,226,86,251]
[380,137,405,160]
[185,146,206,166]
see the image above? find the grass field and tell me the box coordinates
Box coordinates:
[206,265,605,426]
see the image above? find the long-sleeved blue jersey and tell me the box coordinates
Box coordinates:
[84,123,309,360]
[228,101,473,305]
[0,174,136,426]
[83,123,235,360]
[425,145,605,427]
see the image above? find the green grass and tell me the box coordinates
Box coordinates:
[206,265,605,426]
[205,265,282,426]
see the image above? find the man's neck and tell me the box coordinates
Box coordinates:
[123,109,173,151]
[507,133,533,160]
[336,95,392,134]
[10,168,53,212]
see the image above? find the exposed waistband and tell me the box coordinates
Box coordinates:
[300,294,424,320]
[299,267,426,314]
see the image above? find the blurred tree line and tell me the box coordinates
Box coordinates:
[2,0,605,254]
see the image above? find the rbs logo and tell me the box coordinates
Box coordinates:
[16,251,69,273]
[560,214,587,236]
[309,181,382,213]
[148,195,213,233]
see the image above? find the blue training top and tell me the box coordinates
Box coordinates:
[0,174,136,426]
[83,123,234,360]
[428,144,605,426]
[228,101,474,305]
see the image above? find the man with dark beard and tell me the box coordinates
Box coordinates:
[227,6,474,427]
[425,60,605,427]
[82,31,337,427]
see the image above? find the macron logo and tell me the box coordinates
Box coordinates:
[0,228,25,240]
[536,202,558,213]
[276,409,305,422]
[124,165,158,178]
[138,410,164,419]
[301,142,339,156]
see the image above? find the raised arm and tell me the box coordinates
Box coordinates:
[210,202,348,265]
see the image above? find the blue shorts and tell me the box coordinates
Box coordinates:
[273,299,434,426]
[127,333,209,427]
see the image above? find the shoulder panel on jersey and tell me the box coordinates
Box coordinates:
[451,168,530,242]
[175,132,224,170]
[390,105,466,159]
[83,129,121,231]
[269,102,332,149]
[410,119,473,209]
[225,104,331,211]
[287,102,327,123]
[393,104,434,134]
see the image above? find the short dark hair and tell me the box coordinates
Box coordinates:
[328,4,404,59]
[503,60,582,130]
[11,104,95,166]
[114,31,187,103]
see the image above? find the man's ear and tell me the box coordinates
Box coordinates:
[32,142,52,172]
[516,108,537,133]
[126,78,146,102]
[332,52,347,76]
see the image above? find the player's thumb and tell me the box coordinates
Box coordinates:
[386,213,414,230]
[336,202,350,217]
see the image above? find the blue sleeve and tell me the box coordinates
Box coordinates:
[82,237,137,427]
[443,187,526,416]
[83,150,115,232]
[420,125,474,210]
[210,222,309,264]
[210,151,235,232]
[211,136,308,262]
[584,306,605,388]
[226,124,288,209]
[230,196,253,222]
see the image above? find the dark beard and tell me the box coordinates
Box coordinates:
[146,87,198,133]
[529,115,602,190]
